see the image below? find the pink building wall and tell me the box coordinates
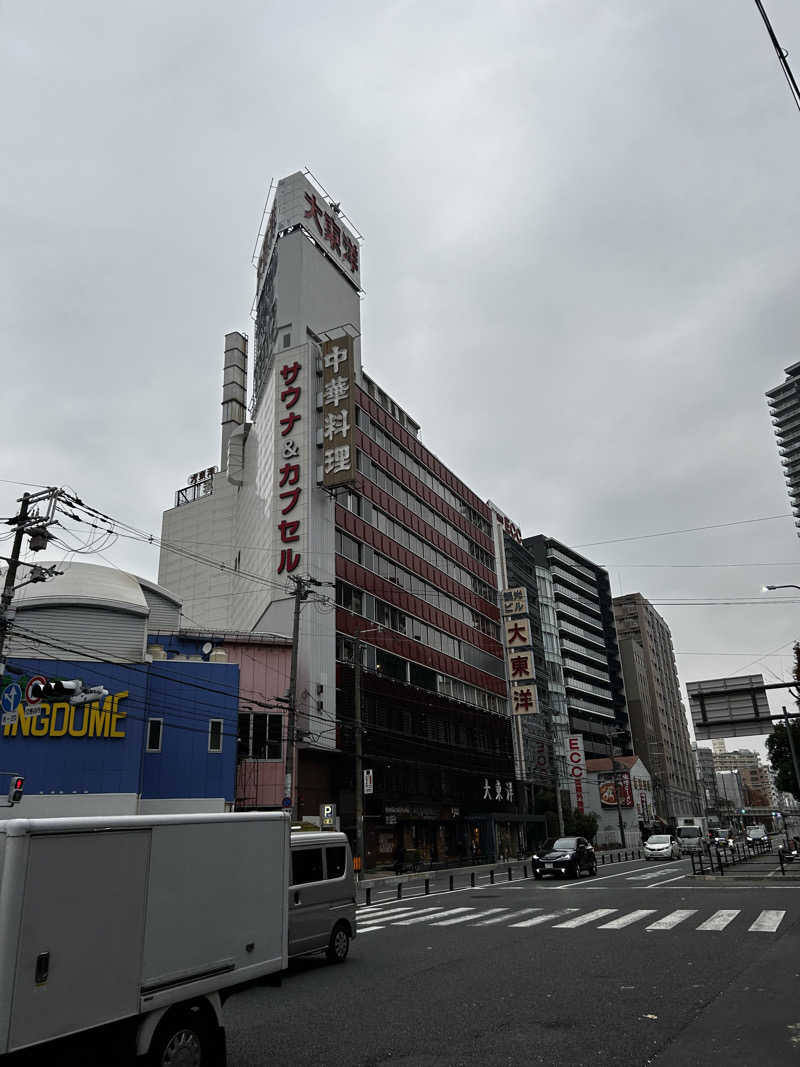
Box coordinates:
[224,641,292,809]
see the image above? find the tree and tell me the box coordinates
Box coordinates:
[564,808,598,841]
[766,722,800,800]
[765,642,800,801]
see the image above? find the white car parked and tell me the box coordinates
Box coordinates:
[644,834,681,860]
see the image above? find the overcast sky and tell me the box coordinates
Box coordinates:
[3,0,800,755]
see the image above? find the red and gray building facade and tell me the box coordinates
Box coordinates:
[158,172,527,867]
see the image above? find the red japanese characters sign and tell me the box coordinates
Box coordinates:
[276,357,305,575]
[598,771,634,808]
[567,735,586,814]
[255,173,362,299]
[321,335,356,490]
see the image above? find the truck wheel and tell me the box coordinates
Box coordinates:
[147,1007,214,1066]
[326,922,350,963]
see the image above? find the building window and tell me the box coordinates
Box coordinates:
[146,718,163,753]
[208,719,223,753]
[238,712,283,760]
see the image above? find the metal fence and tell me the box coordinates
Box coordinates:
[689,836,780,876]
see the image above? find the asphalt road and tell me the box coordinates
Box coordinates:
[225,856,800,1067]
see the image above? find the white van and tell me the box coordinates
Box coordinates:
[289,831,357,963]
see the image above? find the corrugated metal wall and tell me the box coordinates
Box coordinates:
[7,606,147,662]
[141,588,181,632]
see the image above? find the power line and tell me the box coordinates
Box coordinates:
[575,514,792,549]
[753,0,800,113]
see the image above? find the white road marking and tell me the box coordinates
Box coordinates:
[627,869,673,882]
[697,910,740,931]
[553,908,618,928]
[510,909,579,928]
[646,909,697,931]
[357,906,416,919]
[382,907,445,923]
[432,908,507,926]
[647,874,687,888]
[356,926,385,933]
[559,863,683,887]
[598,909,657,929]
[393,907,472,925]
[478,907,541,926]
[748,910,786,933]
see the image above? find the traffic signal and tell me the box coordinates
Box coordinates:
[27,679,83,703]
[7,776,24,805]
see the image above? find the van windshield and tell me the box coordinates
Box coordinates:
[676,827,701,838]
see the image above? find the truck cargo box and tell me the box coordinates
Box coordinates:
[0,811,290,1056]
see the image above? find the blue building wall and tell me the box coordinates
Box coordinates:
[1,658,239,802]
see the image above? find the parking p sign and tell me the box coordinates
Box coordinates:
[320,803,336,829]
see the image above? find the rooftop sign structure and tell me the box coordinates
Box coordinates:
[687,674,772,739]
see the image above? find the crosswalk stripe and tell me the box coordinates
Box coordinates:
[478,908,541,926]
[357,907,416,920]
[510,909,579,928]
[357,926,385,933]
[598,910,657,930]
[748,910,785,933]
[432,908,507,926]
[646,909,697,931]
[393,907,472,925]
[383,907,444,924]
[697,910,740,932]
[554,909,617,928]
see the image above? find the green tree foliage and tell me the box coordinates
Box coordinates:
[766,722,800,800]
[765,642,800,801]
[564,808,599,841]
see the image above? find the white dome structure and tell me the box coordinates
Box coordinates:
[6,561,182,662]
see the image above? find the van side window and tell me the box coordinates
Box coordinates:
[326,846,346,879]
[292,848,323,885]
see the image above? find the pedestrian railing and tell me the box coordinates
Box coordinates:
[689,836,781,877]
[357,847,645,905]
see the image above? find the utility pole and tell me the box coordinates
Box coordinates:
[284,574,309,822]
[1,489,61,682]
[354,633,364,874]
[606,727,626,848]
[351,624,381,876]
[782,707,800,839]
[0,494,30,681]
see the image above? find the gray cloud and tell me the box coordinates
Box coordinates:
[3,0,800,754]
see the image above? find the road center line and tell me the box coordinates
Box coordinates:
[647,874,687,888]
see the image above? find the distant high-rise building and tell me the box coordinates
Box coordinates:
[713,749,776,811]
[523,537,630,762]
[692,743,720,817]
[766,362,800,534]
[613,593,700,820]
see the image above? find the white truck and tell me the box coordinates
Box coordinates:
[674,816,708,854]
[0,811,290,1064]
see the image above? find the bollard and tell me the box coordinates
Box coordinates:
[490,870,495,885]
[425,878,430,895]
[508,866,512,882]
[523,864,528,878]
[624,851,628,861]
[601,853,605,865]
[366,887,372,906]
[449,874,454,891]
[397,881,403,899]
[471,872,475,887]
[617,852,621,863]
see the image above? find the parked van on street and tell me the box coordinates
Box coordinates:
[289,831,357,963]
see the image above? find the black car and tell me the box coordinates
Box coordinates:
[532,836,597,879]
